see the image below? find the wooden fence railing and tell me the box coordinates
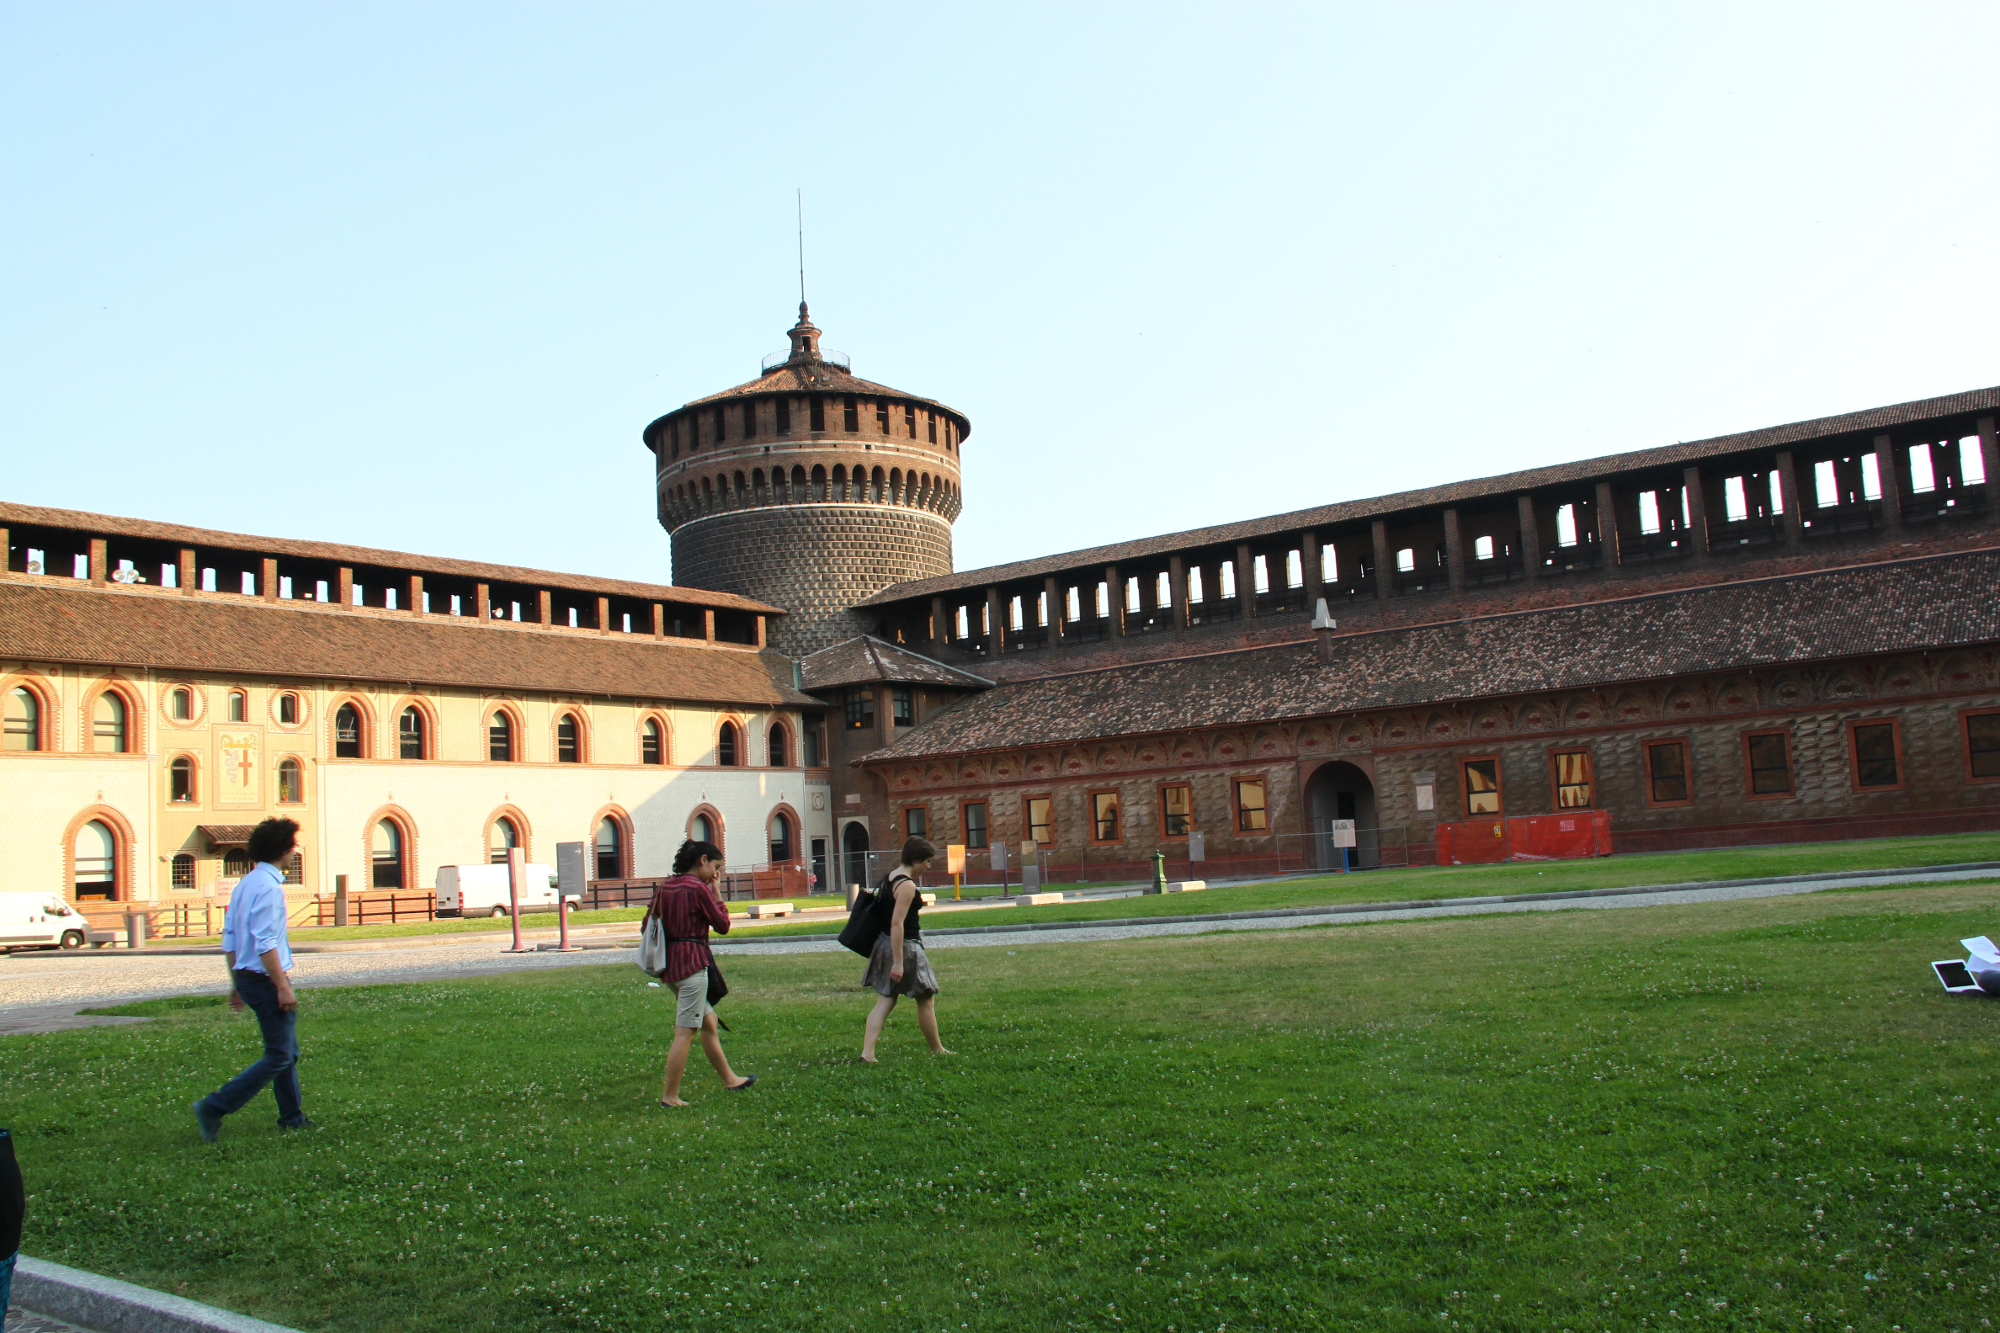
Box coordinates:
[310,890,436,925]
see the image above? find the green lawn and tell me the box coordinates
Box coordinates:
[723,829,2000,939]
[10,876,2000,1330]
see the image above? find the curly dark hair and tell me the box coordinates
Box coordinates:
[246,817,300,864]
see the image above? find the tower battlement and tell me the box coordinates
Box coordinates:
[645,306,967,654]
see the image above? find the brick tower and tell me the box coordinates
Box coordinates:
[645,305,967,654]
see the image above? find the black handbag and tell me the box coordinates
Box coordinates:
[706,956,729,1005]
[837,872,898,957]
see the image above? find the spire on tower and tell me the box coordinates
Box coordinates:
[786,302,822,364]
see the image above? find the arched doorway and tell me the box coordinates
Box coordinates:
[73,819,119,900]
[840,821,870,893]
[1304,761,1379,870]
[372,818,406,889]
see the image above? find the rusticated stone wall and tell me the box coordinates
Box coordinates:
[673,506,954,655]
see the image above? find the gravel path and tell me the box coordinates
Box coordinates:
[4,867,1994,1029]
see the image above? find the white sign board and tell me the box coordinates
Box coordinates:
[1331,820,1357,848]
[555,841,587,896]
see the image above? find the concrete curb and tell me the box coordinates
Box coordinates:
[14,1256,304,1333]
[715,859,2000,947]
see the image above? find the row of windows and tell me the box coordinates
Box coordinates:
[844,687,915,729]
[1456,712,2000,815]
[666,395,959,459]
[901,780,1270,851]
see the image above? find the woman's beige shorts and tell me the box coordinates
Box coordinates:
[675,969,711,1029]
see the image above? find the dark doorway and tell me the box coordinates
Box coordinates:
[810,837,829,897]
[841,822,871,893]
[1303,761,1379,869]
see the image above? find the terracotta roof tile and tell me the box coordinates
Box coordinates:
[798,636,993,692]
[0,501,783,614]
[0,580,816,707]
[856,383,2000,605]
[858,548,2000,761]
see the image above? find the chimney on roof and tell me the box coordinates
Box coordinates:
[1311,597,1337,664]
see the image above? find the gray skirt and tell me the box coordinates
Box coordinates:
[863,934,939,999]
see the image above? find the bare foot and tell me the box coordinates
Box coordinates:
[658,1097,689,1108]
[860,1053,878,1064]
[932,1048,957,1056]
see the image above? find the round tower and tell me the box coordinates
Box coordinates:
[644,305,967,655]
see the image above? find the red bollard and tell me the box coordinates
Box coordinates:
[558,895,572,950]
[506,847,529,952]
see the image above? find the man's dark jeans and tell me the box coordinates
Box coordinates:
[199,969,304,1126]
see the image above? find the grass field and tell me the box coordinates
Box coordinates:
[722,830,2000,939]
[11,878,2000,1331]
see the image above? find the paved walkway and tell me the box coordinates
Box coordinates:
[6,1308,89,1332]
[4,866,1995,1033]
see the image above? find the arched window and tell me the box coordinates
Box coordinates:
[717,722,739,766]
[488,816,520,864]
[641,718,664,765]
[168,686,192,721]
[171,853,196,892]
[73,819,117,899]
[398,706,426,760]
[169,755,195,803]
[4,686,41,751]
[277,758,304,804]
[277,692,300,725]
[489,711,514,762]
[223,848,252,878]
[334,703,364,758]
[557,713,581,763]
[228,690,247,723]
[691,812,715,845]
[93,690,129,752]
[767,723,788,767]
[371,818,405,889]
[595,817,623,880]
[768,811,793,864]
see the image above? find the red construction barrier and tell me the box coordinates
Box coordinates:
[1437,810,1613,865]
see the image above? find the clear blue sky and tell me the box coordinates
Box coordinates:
[5,4,1997,584]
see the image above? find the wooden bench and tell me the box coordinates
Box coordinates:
[743,901,795,919]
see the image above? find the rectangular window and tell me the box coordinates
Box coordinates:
[1160,783,1193,838]
[962,801,988,850]
[1234,779,1268,833]
[809,395,825,431]
[1848,719,1902,790]
[1551,750,1592,808]
[842,394,859,431]
[905,404,916,437]
[743,402,757,437]
[775,396,791,433]
[1645,740,1692,805]
[1967,709,2000,782]
[876,401,889,433]
[844,688,875,730]
[1745,730,1794,797]
[927,412,937,443]
[802,720,823,767]
[1461,757,1501,815]
[1474,534,1495,561]
[893,687,913,726]
[1724,475,1748,521]
[1026,796,1053,846]
[904,805,928,840]
[1090,790,1122,843]
[714,405,726,442]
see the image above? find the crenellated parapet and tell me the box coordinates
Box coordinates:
[644,306,969,654]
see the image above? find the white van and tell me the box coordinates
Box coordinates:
[0,892,92,951]
[435,863,562,918]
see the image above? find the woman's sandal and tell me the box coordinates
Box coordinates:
[727,1075,757,1091]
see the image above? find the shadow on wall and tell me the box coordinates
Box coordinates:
[628,769,810,875]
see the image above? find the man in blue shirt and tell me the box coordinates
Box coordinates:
[194,817,311,1140]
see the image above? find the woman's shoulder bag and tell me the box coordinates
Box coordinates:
[837,870,902,957]
[637,903,668,977]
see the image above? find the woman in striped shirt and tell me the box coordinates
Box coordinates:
[647,839,756,1106]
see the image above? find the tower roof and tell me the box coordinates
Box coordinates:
[645,304,971,440]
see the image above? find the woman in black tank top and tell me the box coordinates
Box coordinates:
[861,836,954,1063]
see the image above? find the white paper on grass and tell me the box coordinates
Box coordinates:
[1961,937,2000,970]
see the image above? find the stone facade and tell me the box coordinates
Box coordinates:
[672,506,954,656]
[647,306,967,654]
